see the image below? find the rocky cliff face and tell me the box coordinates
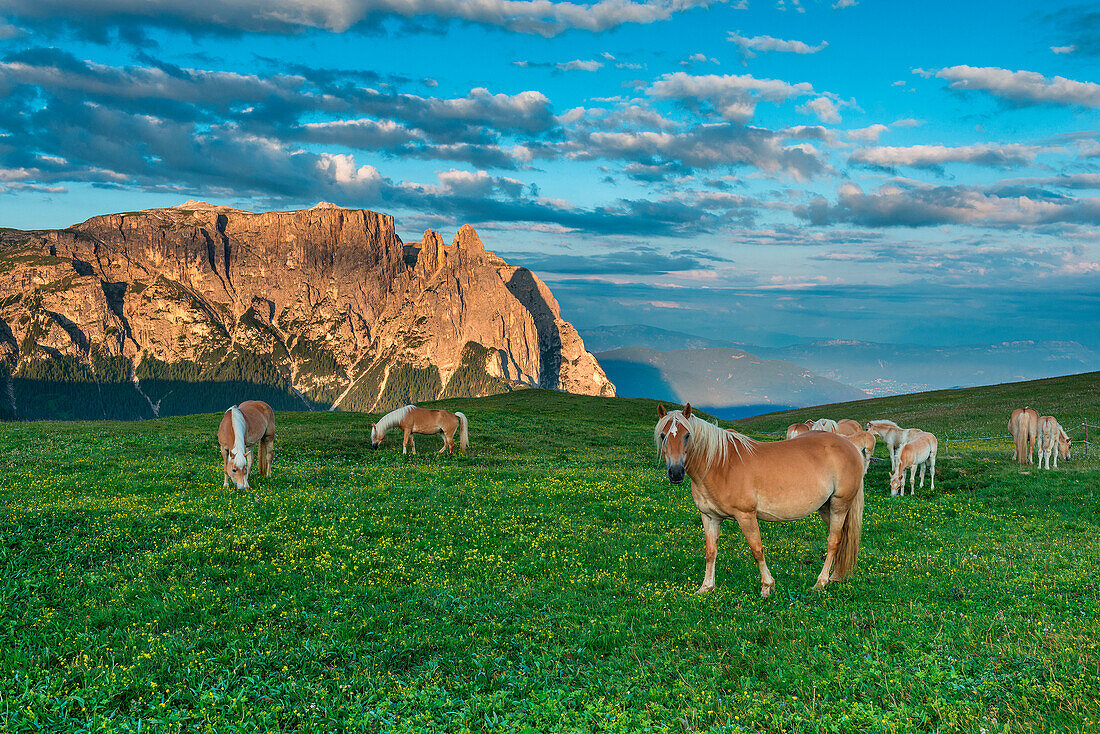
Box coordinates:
[0,201,614,419]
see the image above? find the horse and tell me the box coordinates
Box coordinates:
[785,419,814,439]
[1037,416,1071,469]
[218,400,275,490]
[841,429,877,473]
[811,418,839,433]
[835,419,863,437]
[888,431,937,496]
[1009,407,1039,465]
[371,404,469,454]
[655,403,865,597]
[866,419,921,471]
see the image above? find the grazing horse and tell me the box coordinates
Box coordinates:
[786,419,814,439]
[1009,407,1039,465]
[841,429,877,473]
[655,404,865,597]
[218,400,275,490]
[811,418,839,433]
[1037,416,1071,469]
[888,431,937,496]
[835,419,863,437]
[371,405,469,454]
[866,419,921,471]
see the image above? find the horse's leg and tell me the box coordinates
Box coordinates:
[221,447,229,487]
[815,501,850,589]
[410,435,416,455]
[930,454,936,490]
[909,465,916,495]
[919,462,926,489]
[243,449,253,489]
[696,513,723,595]
[402,429,410,455]
[732,511,775,597]
[437,428,448,454]
[263,435,274,476]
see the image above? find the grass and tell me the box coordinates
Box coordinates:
[0,380,1098,732]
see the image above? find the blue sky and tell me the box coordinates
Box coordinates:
[1,0,1098,348]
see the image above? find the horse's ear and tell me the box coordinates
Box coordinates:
[657,404,666,418]
[683,403,692,418]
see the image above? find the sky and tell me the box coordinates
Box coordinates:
[0,0,1098,348]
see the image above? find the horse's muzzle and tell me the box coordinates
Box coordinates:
[371,442,380,449]
[668,464,686,484]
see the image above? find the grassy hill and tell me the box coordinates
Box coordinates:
[0,384,1098,731]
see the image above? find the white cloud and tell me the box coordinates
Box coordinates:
[849,143,1046,169]
[1,0,723,37]
[1051,45,1076,55]
[647,71,816,121]
[832,0,857,7]
[932,66,1100,108]
[845,124,888,143]
[557,59,604,72]
[728,31,827,58]
[798,96,840,123]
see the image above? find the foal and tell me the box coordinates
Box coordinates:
[888,431,937,496]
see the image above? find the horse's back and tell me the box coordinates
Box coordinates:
[238,400,275,435]
[836,419,862,436]
[755,432,864,486]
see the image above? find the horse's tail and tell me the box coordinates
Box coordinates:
[832,479,864,583]
[455,412,469,452]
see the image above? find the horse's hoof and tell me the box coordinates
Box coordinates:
[760,585,774,598]
[813,579,828,591]
[696,584,714,595]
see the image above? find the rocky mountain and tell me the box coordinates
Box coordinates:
[595,346,867,420]
[0,201,613,420]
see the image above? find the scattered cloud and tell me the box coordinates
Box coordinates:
[647,71,818,121]
[798,96,840,123]
[930,66,1100,109]
[0,0,724,38]
[849,143,1047,171]
[796,181,1100,228]
[728,31,827,59]
[1051,45,1076,55]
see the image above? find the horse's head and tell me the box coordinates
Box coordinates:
[1060,432,1072,460]
[224,447,253,489]
[888,468,903,497]
[656,403,693,485]
[370,423,381,449]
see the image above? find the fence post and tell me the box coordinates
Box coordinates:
[1086,421,1090,459]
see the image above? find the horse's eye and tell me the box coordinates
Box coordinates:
[660,433,666,440]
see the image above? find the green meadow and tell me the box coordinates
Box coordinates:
[1,373,1098,732]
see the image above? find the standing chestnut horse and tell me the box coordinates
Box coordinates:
[1009,407,1039,465]
[655,404,865,597]
[371,404,469,454]
[218,400,275,489]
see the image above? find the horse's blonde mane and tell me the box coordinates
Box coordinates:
[655,411,757,472]
[375,405,415,437]
[228,405,247,468]
[867,419,899,429]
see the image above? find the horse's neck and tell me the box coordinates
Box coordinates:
[686,444,741,484]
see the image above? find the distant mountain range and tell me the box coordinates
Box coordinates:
[595,346,867,420]
[582,324,1100,397]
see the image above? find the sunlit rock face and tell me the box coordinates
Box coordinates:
[0,202,613,419]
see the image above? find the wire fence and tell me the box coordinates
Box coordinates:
[745,420,1095,458]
